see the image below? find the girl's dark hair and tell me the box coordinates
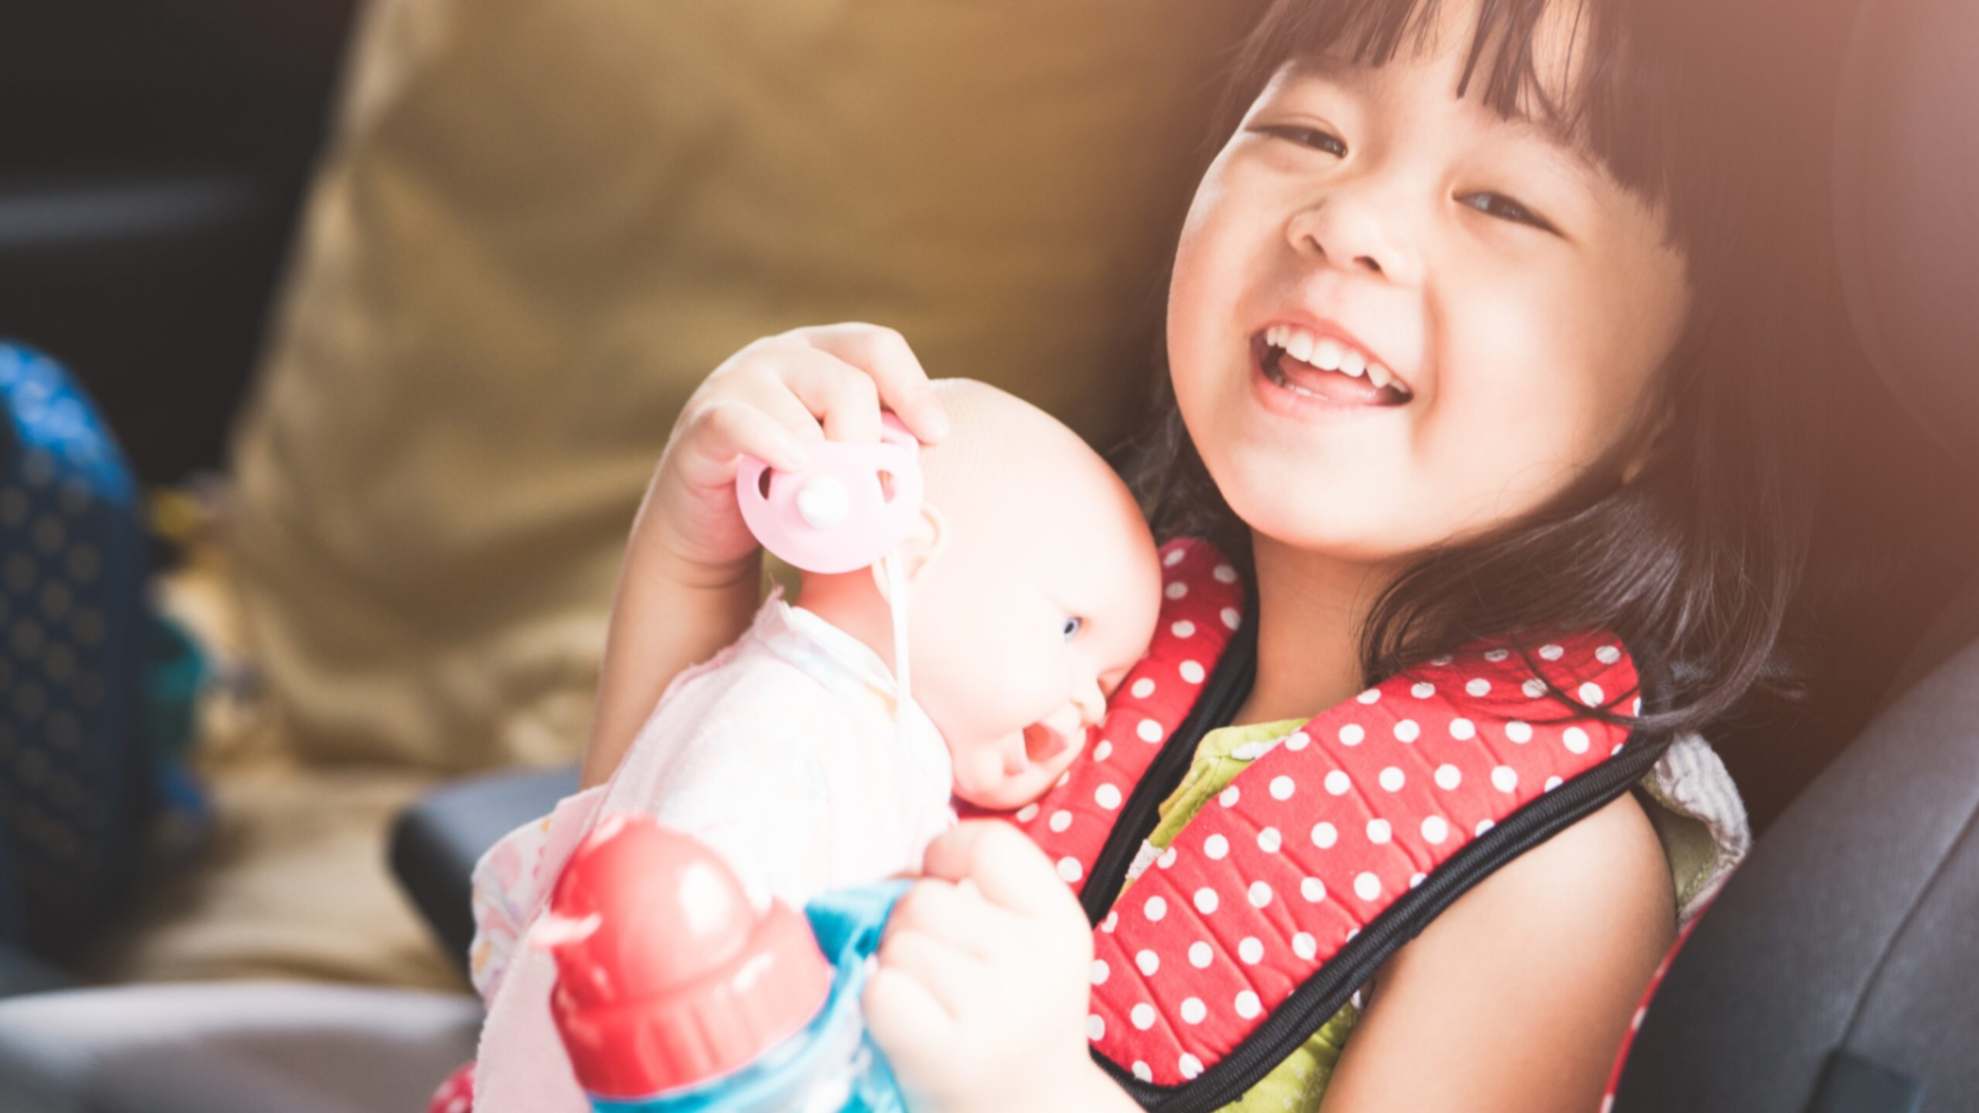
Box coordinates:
[1126,0,1828,741]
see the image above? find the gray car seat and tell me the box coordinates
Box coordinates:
[1611,0,1979,1108]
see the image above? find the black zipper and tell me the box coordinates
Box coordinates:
[1079,591,1259,925]
[1088,664,1674,1110]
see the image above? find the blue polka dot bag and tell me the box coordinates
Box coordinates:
[0,344,152,956]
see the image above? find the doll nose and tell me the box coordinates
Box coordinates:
[1073,679,1107,726]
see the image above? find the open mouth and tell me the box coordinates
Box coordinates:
[1252,329,1414,408]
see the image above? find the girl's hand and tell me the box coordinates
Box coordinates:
[644,323,950,581]
[865,822,1130,1113]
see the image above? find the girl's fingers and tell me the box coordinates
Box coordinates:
[919,820,1074,918]
[885,879,1009,961]
[793,323,951,443]
[875,927,981,1021]
[765,346,885,444]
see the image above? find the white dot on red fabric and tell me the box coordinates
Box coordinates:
[1539,643,1564,660]
[1346,928,1360,943]
[1432,654,1454,665]
[1409,872,1426,888]
[1171,619,1197,638]
[1613,742,1625,756]
[1485,647,1511,662]
[1422,815,1450,844]
[1157,846,1178,869]
[1189,940,1214,968]
[1633,695,1643,715]
[1165,581,1189,600]
[1136,949,1160,975]
[1506,720,1533,743]
[1326,770,1353,795]
[1221,607,1241,630]
[1522,677,1547,699]
[1132,1061,1154,1082]
[1049,810,1072,833]
[1357,688,1382,704]
[1449,716,1477,741]
[1131,1004,1157,1030]
[1312,821,1339,848]
[1579,681,1605,706]
[1094,741,1113,762]
[1092,959,1110,985]
[1367,818,1392,844]
[1248,880,1273,907]
[1491,766,1519,793]
[1339,723,1365,746]
[1354,872,1382,901]
[1016,803,1039,823]
[1088,1014,1106,1042]
[1056,770,1071,789]
[1259,827,1283,853]
[1102,910,1119,933]
[1181,997,1207,1024]
[1285,730,1311,751]
[1411,681,1435,699]
[1058,857,1083,882]
[1180,660,1206,684]
[1378,766,1405,792]
[1596,644,1622,665]
[1213,563,1239,583]
[1632,1005,1647,1030]
[1144,895,1167,922]
[1270,775,1295,800]
[1393,719,1420,743]
[1562,726,1590,754]
[1236,989,1263,1019]
[1464,677,1490,698]
[1292,932,1318,960]
[1544,775,1564,792]
[1164,548,1186,568]
[1180,1054,1205,1080]
[1239,936,1264,964]
[1137,719,1164,743]
[1301,876,1326,902]
[1475,818,1496,836]
[1219,785,1240,808]
[1434,763,1462,790]
[1131,677,1155,699]
[1204,833,1230,860]
[1096,783,1123,810]
[1195,888,1220,914]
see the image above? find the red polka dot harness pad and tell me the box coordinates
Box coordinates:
[999,538,1663,1110]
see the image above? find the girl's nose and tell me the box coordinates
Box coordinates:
[1286,188,1423,288]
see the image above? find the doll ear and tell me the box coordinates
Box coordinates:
[871,505,945,601]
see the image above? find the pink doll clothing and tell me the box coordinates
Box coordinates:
[466,589,954,1113]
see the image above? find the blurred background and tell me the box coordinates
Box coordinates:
[0,1,1974,1107]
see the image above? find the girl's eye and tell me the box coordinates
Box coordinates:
[1254,124,1347,158]
[1060,616,1084,641]
[1459,191,1559,234]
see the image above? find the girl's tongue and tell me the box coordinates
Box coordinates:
[1259,338,1410,406]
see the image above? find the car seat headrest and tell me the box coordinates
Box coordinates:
[1832,0,1979,471]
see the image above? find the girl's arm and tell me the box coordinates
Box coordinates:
[578,324,949,788]
[1317,792,1675,1113]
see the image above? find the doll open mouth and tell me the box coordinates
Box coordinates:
[1252,332,1413,407]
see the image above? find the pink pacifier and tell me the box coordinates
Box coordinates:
[736,415,925,575]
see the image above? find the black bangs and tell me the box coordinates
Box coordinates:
[1215,0,1714,255]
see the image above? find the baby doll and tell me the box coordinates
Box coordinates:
[465,378,1162,1112]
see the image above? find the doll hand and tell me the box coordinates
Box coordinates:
[864,821,1106,1113]
[644,323,950,580]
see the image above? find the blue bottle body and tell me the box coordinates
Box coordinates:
[590,883,910,1113]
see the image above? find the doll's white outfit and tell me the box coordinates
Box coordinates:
[464,588,954,1112]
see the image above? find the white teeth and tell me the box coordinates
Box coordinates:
[1338,348,1365,378]
[1366,362,1392,391]
[1286,331,1315,364]
[1312,338,1342,371]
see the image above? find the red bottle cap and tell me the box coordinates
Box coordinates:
[534,815,833,1099]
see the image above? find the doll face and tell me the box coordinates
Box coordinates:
[909,509,1162,811]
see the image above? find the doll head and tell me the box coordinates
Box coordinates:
[798,379,1162,811]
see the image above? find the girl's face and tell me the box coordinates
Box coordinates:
[1167,3,1690,567]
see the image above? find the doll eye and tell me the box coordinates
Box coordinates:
[1061,616,1084,641]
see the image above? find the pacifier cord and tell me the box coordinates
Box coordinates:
[878,551,911,732]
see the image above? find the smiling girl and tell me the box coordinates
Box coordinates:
[578,0,1821,1109]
